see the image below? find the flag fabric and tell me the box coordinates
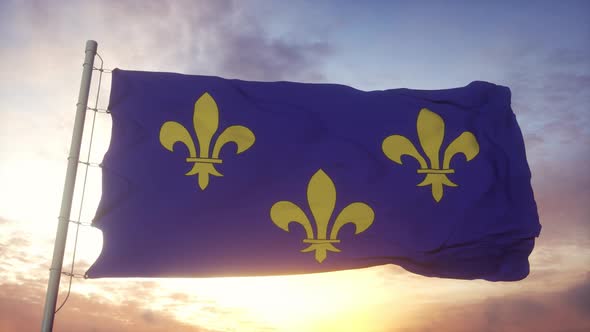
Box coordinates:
[87,69,540,281]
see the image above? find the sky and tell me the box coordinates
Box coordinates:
[0,0,589,331]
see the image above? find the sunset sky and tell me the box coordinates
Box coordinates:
[1,1,589,331]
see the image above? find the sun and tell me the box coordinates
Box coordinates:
[146,267,411,332]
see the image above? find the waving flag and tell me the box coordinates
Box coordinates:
[87,69,540,281]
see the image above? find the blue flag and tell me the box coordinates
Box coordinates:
[87,69,540,281]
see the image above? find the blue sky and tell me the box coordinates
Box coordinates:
[0,1,589,331]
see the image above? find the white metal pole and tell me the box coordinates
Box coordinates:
[40,40,98,332]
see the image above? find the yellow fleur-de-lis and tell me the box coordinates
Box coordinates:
[270,169,374,263]
[159,92,255,190]
[382,108,479,202]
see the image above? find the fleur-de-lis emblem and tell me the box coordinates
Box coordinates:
[382,108,479,202]
[159,92,255,190]
[270,169,374,263]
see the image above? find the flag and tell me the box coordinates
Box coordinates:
[87,69,540,281]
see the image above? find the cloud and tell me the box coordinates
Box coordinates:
[545,48,590,67]
[0,231,45,278]
[482,298,548,332]
[503,46,590,132]
[0,0,334,162]
[528,163,590,244]
[565,275,590,315]
[214,33,332,81]
[0,282,217,332]
[5,0,334,82]
[400,276,590,332]
[485,43,590,245]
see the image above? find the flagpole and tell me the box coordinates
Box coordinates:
[40,40,98,332]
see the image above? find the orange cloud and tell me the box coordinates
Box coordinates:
[0,282,214,332]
